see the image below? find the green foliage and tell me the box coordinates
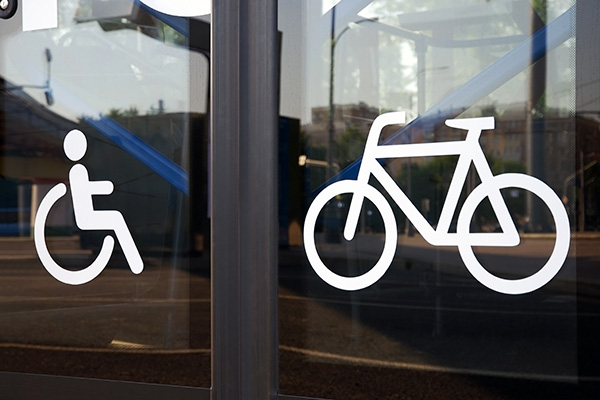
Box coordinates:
[488,153,526,175]
[107,106,140,118]
[334,125,365,169]
[396,156,459,224]
[532,0,548,23]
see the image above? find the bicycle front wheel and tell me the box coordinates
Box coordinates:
[457,173,570,295]
[303,180,397,291]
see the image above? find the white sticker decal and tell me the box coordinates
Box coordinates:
[139,0,211,17]
[23,0,57,31]
[303,112,570,295]
[34,130,143,285]
[19,0,210,32]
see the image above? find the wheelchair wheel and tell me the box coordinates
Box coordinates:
[34,183,115,285]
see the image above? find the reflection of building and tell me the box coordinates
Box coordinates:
[302,100,592,230]
[480,106,575,192]
[575,114,600,230]
[0,77,77,235]
[306,102,379,147]
[306,103,575,191]
[1,76,210,251]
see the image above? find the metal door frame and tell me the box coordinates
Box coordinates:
[211,0,279,399]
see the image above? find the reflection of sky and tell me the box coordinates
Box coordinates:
[0,0,208,121]
[279,0,575,124]
[2,0,575,125]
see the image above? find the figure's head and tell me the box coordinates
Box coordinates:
[64,129,87,162]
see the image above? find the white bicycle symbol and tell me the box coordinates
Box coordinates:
[34,129,143,285]
[303,112,570,295]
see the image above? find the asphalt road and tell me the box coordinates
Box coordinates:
[0,239,212,387]
[0,234,598,399]
[278,233,600,399]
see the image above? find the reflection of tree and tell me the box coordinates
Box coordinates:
[107,106,139,118]
[360,0,546,114]
[396,156,457,226]
[532,0,548,23]
[334,125,364,170]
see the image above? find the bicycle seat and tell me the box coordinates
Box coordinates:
[445,117,495,132]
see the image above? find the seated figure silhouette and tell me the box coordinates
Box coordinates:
[64,129,143,274]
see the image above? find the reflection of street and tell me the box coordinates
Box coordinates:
[314,232,583,287]
[279,234,599,399]
[1,234,598,395]
[0,237,211,387]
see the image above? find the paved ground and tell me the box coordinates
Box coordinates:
[279,233,600,399]
[0,234,598,399]
[0,238,212,387]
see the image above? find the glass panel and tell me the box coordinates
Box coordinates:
[278,0,589,398]
[0,0,210,386]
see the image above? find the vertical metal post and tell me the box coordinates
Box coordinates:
[526,5,547,231]
[328,6,336,181]
[211,0,279,399]
[571,1,600,382]
[576,1,600,380]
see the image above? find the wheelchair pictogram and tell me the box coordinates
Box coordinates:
[303,112,571,295]
[34,129,143,285]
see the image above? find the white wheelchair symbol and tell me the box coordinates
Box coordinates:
[34,129,143,285]
[304,112,570,295]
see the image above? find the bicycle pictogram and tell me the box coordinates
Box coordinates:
[303,112,570,295]
[34,129,143,285]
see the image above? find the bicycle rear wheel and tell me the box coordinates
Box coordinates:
[457,174,570,295]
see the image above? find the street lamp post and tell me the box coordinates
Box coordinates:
[325,10,377,243]
[327,6,336,180]
[327,9,378,179]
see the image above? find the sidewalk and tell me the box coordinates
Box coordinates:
[0,236,90,259]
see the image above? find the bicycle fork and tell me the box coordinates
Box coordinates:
[344,112,406,241]
[343,158,377,241]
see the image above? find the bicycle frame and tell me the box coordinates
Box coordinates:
[345,112,519,247]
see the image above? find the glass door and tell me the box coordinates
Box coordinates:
[0,1,210,396]
[277,1,600,399]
